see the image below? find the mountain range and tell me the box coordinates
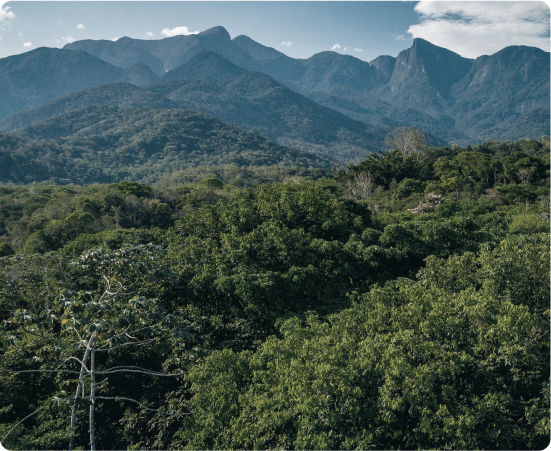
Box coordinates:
[64,26,549,143]
[0,25,548,170]
[0,49,447,161]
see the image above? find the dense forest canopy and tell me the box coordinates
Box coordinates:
[0,137,549,450]
[0,106,328,185]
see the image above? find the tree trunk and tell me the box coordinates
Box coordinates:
[89,337,97,451]
[69,335,94,451]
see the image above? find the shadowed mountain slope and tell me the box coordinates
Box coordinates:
[304,85,469,144]
[0,51,420,162]
[234,36,549,144]
[448,45,550,140]
[123,63,160,86]
[3,29,548,148]
[153,51,409,161]
[0,47,125,120]
[371,38,474,117]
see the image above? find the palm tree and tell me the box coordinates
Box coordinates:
[501,165,514,185]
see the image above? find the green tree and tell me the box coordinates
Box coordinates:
[0,245,190,450]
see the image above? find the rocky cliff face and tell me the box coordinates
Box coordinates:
[369,55,396,85]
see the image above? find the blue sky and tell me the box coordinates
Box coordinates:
[0,1,549,61]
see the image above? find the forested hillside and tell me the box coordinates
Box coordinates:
[0,83,179,132]
[0,47,152,121]
[0,106,327,184]
[234,35,550,144]
[0,137,549,450]
[151,51,405,160]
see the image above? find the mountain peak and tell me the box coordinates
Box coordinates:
[390,37,474,92]
[198,26,231,40]
[160,50,247,85]
[411,37,432,47]
[369,55,396,84]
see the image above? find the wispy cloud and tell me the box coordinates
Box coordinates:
[61,36,75,43]
[77,24,85,29]
[353,48,363,53]
[23,41,32,47]
[331,43,341,50]
[395,34,409,41]
[280,41,292,47]
[408,1,550,57]
[161,26,199,37]
[111,37,119,41]
[147,31,154,36]
[0,6,15,22]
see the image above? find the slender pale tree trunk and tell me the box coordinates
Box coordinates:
[89,335,97,451]
[69,334,94,451]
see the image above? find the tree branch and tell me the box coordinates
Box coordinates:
[96,367,184,377]
[94,338,157,352]
[0,368,82,375]
[2,405,46,442]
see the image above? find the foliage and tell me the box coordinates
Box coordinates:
[0,245,189,450]
[0,138,548,450]
[176,234,550,450]
[0,105,328,185]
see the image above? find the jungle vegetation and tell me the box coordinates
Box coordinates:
[0,136,549,450]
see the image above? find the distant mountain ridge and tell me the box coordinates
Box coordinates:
[5,51,441,162]
[61,27,550,143]
[0,26,547,153]
[65,26,260,75]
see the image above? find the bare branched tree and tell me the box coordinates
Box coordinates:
[384,128,429,162]
[517,167,535,183]
[347,172,383,199]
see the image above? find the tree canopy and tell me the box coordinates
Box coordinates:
[0,138,549,450]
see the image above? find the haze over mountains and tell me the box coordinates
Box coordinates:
[0,25,548,175]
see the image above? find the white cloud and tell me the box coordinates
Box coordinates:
[111,37,119,41]
[0,37,2,42]
[280,41,292,47]
[23,41,32,47]
[354,48,363,53]
[77,24,85,29]
[161,26,199,37]
[0,6,15,22]
[344,47,349,50]
[18,31,23,37]
[408,1,550,58]
[331,43,341,50]
[395,34,409,41]
[147,31,154,36]
[61,36,75,43]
